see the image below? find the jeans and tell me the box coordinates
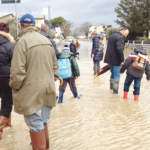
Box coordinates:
[109,64,121,80]
[93,60,100,67]
[124,75,141,95]
[24,106,52,132]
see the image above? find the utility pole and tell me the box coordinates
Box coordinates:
[15,0,18,36]
[48,6,51,35]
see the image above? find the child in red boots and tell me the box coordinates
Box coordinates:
[120,45,150,101]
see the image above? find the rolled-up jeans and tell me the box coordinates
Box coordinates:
[24,106,52,132]
[109,64,121,80]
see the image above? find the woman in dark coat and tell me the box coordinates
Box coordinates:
[70,39,80,55]
[0,23,14,140]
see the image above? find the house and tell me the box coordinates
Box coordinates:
[0,14,15,22]
[95,24,107,35]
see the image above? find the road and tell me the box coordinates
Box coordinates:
[1,40,150,150]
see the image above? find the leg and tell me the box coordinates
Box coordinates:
[68,78,82,99]
[41,106,52,150]
[123,75,134,99]
[0,86,13,140]
[112,66,121,94]
[97,61,100,74]
[24,110,46,150]
[93,60,97,75]
[58,79,68,103]
[133,78,141,101]
[109,64,114,89]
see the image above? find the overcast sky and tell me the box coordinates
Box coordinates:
[0,0,121,29]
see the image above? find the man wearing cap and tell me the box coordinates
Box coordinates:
[10,14,59,150]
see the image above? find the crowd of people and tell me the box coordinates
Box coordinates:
[0,13,150,150]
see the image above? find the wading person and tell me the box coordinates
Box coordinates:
[40,24,59,55]
[57,45,81,103]
[91,31,101,75]
[0,23,14,140]
[120,45,150,101]
[104,27,129,94]
[70,39,80,55]
[9,14,59,150]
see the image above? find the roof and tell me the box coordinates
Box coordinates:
[0,14,15,19]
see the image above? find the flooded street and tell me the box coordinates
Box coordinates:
[1,41,150,150]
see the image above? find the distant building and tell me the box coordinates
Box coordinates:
[0,14,15,22]
[77,34,86,39]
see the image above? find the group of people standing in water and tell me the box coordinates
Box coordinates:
[0,13,150,150]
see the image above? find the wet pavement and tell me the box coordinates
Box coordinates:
[1,40,150,150]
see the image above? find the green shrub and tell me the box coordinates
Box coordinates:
[136,36,150,41]
[106,27,120,38]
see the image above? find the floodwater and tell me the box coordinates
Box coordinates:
[1,41,150,150]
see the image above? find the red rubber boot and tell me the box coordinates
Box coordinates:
[134,95,139,101]
[123,92,128,99]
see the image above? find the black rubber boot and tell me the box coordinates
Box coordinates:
[110,79,113,90]
[113,79,119,94]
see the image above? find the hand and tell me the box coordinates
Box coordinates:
[76,76,79,79]
[148,80,150,82]
[92,54,95,57]
[120,62,124,66]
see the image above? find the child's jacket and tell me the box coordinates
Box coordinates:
[120,49,150,79]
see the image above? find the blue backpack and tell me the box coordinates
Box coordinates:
[58,58,72,79]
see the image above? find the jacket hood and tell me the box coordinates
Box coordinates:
[18,26,38,37]
[57,52,75,59]
[94,34,101,39]
[134,48,147,55]
[0,31,14,45]
[40,31,51,38]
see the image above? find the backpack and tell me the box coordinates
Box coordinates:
[98,40,104,52]
[58,58,72,79]
[133,54,147,70]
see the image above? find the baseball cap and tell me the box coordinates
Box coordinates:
[20,14,36,25]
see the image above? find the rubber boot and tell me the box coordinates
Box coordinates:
[113,79,119,94]
[73,91,82,99]
[30,130,46,150]
[0,116,9,140]
[97,67,100,75]
[93,67,96,75]
[6,113,12,127]
[44,125,49,149]
[110,79,113,90]
[123,92,128,99]
[58,91,64,104]
[134,95,139,101]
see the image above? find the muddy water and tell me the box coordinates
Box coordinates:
[1,41,150,150]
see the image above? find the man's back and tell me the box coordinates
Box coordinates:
[104,32,124,66]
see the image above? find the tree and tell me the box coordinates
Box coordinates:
[5,18,19,40]
[104,25,112,33]
[61,21,74,39]
[51,17,66,28]
[73,27,81,37]
[115,0,150,39]
[106,28,120,38]
[80,21,92,37]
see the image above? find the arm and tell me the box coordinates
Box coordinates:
[120,57,132,73]
[9,41,26,90]
[145,62,150,80]
[71,56,80,77]
[92,38,99,55]
[52,47,59,81]
[116,38,125,64]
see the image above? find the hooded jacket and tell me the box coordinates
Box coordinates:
[40,31,59,55]
[92,34,101,61]
[10,26,59,115]
[104,32,125,65]
[0,31,14,87]
[120,49,150,79]
[57,52,80,78]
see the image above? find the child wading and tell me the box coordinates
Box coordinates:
[120,45,150,101]
[57,45,82,103]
